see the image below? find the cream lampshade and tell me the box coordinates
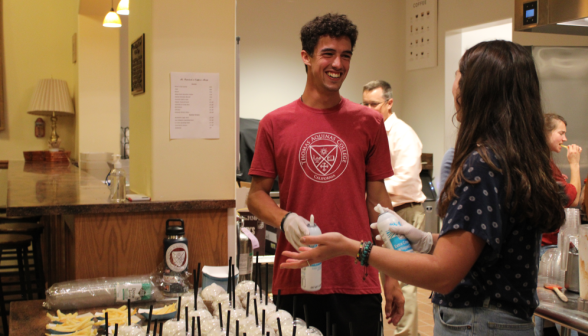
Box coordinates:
[27,79,75,151]
[116,0,129,15]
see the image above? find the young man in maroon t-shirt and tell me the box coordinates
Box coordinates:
[246,14,405,336]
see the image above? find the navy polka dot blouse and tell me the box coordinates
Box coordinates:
[432,149,540,321]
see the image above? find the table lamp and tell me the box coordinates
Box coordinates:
[27,79,75,151]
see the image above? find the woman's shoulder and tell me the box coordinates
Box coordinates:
[462,147,502,178]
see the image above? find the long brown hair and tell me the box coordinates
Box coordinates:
[439,41,565,233]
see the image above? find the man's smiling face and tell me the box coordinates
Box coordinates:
[303,35,353,94]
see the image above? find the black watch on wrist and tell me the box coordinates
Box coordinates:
[281,212,292,231]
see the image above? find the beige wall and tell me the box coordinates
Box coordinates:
[1,0,78,160]
[239,0,588,183]
[77,14,121,159]
[402,0,588,179]
[129,0,236,200]
[237,0,406,119]
[128,0,153,195]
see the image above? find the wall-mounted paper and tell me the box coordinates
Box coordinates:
[170,72,219,139]
[406,0,438,71]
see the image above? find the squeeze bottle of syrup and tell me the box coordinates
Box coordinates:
[301,215,322,292]
[373,204,413,252]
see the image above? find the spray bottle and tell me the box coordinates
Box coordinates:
[301,215,321,292]
[372,204,413,252]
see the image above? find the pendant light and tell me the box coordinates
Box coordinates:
[117,0,129,15]
[103,0,122,28]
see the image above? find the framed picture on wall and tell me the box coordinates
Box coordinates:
[131,34,145,95]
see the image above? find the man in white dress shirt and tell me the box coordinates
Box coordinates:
[362,80,426,336]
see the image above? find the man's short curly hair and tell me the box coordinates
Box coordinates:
[300,13,358,56]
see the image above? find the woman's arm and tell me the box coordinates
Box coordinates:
[583,174,587,214]
[282,230,485,294]
[567,144,582,207]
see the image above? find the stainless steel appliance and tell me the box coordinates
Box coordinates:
[421,153,439,234]
[515,0,588,36]
[530,46,588,193]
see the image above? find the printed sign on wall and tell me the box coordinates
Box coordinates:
[406,0,438,71]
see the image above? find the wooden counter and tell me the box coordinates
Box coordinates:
[6,161,235,286]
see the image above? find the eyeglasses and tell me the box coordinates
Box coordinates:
[361,101,386,108]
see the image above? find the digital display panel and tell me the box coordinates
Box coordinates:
[526,9,535,18]
[523,1,538,25]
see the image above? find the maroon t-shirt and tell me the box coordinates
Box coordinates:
[542,160,578,246]
[249,98,394,295]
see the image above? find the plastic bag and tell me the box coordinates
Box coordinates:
[44,275,161,310]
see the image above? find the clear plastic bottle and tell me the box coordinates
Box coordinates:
[301,215,321,292]
[373,204,413,252]
[108,154,126,203]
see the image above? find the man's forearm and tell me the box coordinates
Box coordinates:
[246,189,287,229]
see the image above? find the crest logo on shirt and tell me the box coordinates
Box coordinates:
[299,132,348,183]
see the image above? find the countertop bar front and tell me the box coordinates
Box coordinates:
[5,161,234,285]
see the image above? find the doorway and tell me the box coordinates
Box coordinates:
[444,19,513,152]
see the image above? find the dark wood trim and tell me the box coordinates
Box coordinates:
[7,199,236,217]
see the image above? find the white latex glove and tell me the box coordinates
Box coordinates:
[371,209,433,254]
[282,213,310,251]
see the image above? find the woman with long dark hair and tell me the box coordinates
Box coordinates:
[281,40,565,335]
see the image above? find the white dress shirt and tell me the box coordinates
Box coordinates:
[384,113,426,207]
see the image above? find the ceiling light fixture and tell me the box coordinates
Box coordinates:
[117,0,129,15]
[103,0,122,28]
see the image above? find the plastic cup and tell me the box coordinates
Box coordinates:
[578,226,588,300]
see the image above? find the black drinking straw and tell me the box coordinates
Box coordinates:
[277,289,281,310]
[246,292,251,317]
[277,317,283,336]
[159,322,163,336]
[193,270,197,311]
[229,264,235,309]
[232,264,236,308]
[254,252,259,300]
[265,263,269,304]
[146,305,153,335]
[228,256,233,295]
[293,326,297,336]
[127,299,131,326]
[349,322,353,336]
[326,312,330,336]
[114,323,118,336]
[196,262,201,309]
[219,303,224,328]
[226,310,231,336]
[303,305,309,328]
[262,309,266,335]
[332,324,336,336]
[257,260,262,302]
[177,297,182,321]
[236,320,239,336]
[197,316,202,336]
[254,298,259,326]
[105,312,108,332]
[192,317,195,336]
[292,296,297,320]
[153,319,158,336]
[185,306,189,331]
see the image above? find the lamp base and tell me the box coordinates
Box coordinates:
[48,148,60,152]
